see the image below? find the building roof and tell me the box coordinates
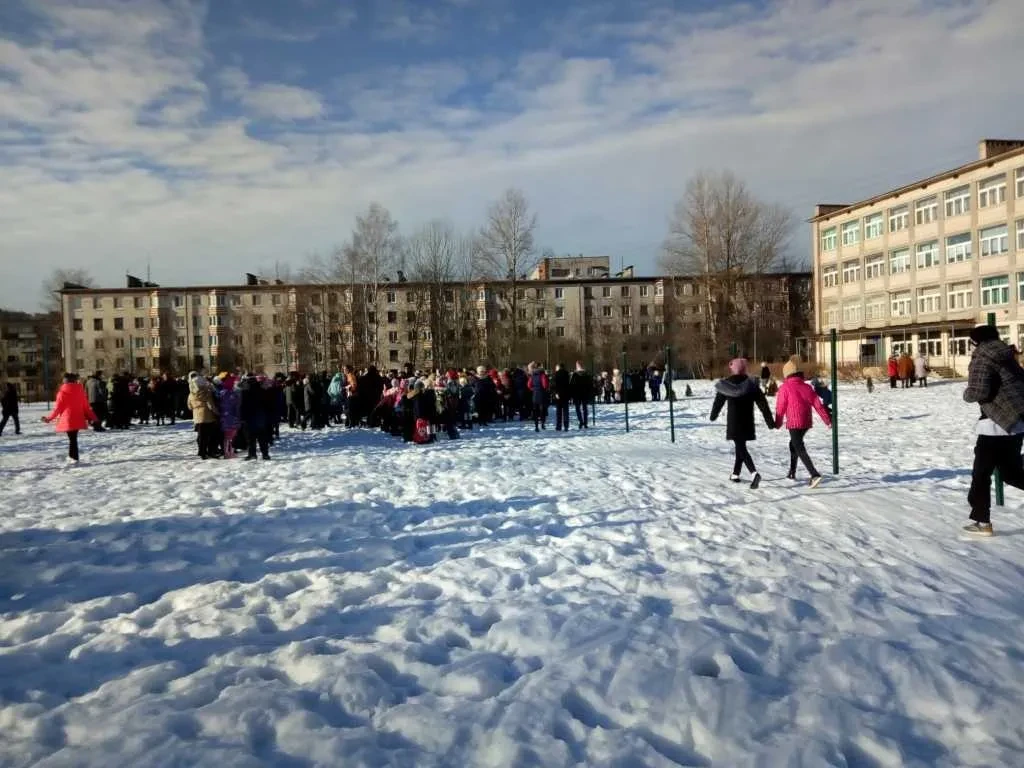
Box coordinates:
[809,140,1024,223]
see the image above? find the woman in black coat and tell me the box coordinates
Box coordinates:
[709,359,775,487]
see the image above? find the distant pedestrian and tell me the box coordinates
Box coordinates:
[42,373,97,464]
[961,325,1024,536]
[887,356,898,389]
[759,362,771,392]
[914,353,929,388]
[0,383,20,436]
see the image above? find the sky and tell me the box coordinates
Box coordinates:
[2,0,1024,311]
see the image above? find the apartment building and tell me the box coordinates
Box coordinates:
[60,269,811,376]
[812,139,1024,372]
[0,311,63,402]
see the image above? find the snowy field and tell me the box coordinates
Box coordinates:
[1,380,1023,767]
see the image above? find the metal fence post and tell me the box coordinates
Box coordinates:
[621,351,629,433]
[988,312,1005,505]
[666,346,675,443]
[830,328,839,475]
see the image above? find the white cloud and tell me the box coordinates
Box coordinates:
[2,0,1024,310]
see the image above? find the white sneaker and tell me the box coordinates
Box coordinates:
[65,457,79,465]
[729,474,741,483]
[963,522,994,537]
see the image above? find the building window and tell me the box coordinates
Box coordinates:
[387,311,397,324]
[584,306,593,318]
[655,284,664,297]
[113,317,124,330]
[820,227,837,250]
[406,311,416,323]
[584,286,593,299]
[916,286,942,314]
[946,232,972,263]
[618,286,628,298]
[75,359,85,370]
[865,297,886,321]
[93,318,103,331]
[114,338,125,349]
[1017,220,1024,251]
[535,326,545,339]
[859,213,882,240]
[134,337,146,349]
[916,241,940,270]
[273,334,283,345]
[888,205,908,233]
[94,339,104,350]
[230,294,241,307]
[173,335,185,348]
[980,224,1009,256]
[948,282,973,311]
[208,316,219,328]
[389,350,400,362]
[553,326,565,338]
[621,305,632,317]
[639,304,650,316]
[173,295,184,308]
[386,291,396,304]
[981,275,1010,306]
[824,305,839,328]
[112,297,123,309]
[638,285,649,298]
[476,309,486,320]
[890,291,912,318]
[251,294,262,306]
[602,286,611,298]
[865,254,885,280]
[621,324,631,335]
[75,339,84,351]
[822,266,838,287]
[151,337,161,349]
[841,221,860,246]
[554,306,565,319]
[272,314,280,327]
[841,259,861,284]
[842,301,862,325]
[1015,168,1024,198]
[888,247,913,274]
[915,196,938,225]
[272,294,281,306]
[193,335,202,348]
[253,334,264,346]
[979,175,1007,208]
[945,185,970,217]
[214,294,226,308]
[134,296,147,309]
[73,319,83,331]
[601,305,612,317]
[536,308,546,320]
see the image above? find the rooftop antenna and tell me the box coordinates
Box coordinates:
[146,257,151,285]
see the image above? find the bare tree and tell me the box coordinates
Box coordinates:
[479,189,538,363]
[660,171,792,367]
[40,268,95,314]
[351,204,402,366]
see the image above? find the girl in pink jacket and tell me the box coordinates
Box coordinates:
[43,373,97,464]
[774,362,832,487]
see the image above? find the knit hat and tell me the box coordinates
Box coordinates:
[969,325,1000,344]
[728,358,748,376]
[782,358,801,379]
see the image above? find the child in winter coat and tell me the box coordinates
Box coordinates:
[187,373,220,460]
[527,363,550,431]
[43,373,97,463]
[218,375,241,458]
[709,359,775,487]
[775,359,832,487]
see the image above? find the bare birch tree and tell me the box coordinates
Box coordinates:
[479,189,538,363]
[660,171,792,367]
[351,204,402,366]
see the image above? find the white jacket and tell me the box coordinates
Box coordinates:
[914,356,928,378]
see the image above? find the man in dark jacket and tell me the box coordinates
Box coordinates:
[239,375,271,460]
[474,368,496,426]
[0,383,20,435]
[528,364,549,432]
[962,325,1024,535]
[552,364,572,431]
[85,372,107,431]
[709,359,775,488]
[569,362,593,430]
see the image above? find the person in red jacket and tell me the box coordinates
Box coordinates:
[886,355,899,389]
[42,373,98,464]
[775,358,832,487]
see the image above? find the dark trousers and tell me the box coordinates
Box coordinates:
[196,422,218,458]
[732,440,756,475]
[889,376,897,389]
[918,377,927,388]
[0,412,19,435]
[246,424,270,459]
[67,430,79,461]
[554,400,570,430]
[788,428,819,478]
[574,400,589,429]
[90,402,107,430]
[532,403,547,430]
[967,434,1024,523]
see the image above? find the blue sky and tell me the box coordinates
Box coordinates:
[2,0,1024,309]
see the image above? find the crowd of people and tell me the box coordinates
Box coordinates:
[886,352,931,389]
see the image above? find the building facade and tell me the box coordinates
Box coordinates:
[0,311,63,402]
[59,265,811,377]
[812,139,1024,372]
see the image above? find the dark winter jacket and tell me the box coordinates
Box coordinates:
[238,377,267,429]
[963,339,1024,431]
[528,370,549,405]
[413,389,437,422]
[709,375,774,442]
[1,384,17,414]
[569,370,593,403]
[552,369,571,401]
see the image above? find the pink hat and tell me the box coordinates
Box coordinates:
[728,358,748,376]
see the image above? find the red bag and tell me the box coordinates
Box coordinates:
[413,418,431,444]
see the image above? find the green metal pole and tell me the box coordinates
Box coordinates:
[590,356,597,426]
[43,334,51,409]
[830,329,839,475]
[666,346,675,443]
[988,312,1005,505]
[621,351,629,433]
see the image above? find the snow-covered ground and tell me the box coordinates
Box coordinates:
[1,381,1023,767]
